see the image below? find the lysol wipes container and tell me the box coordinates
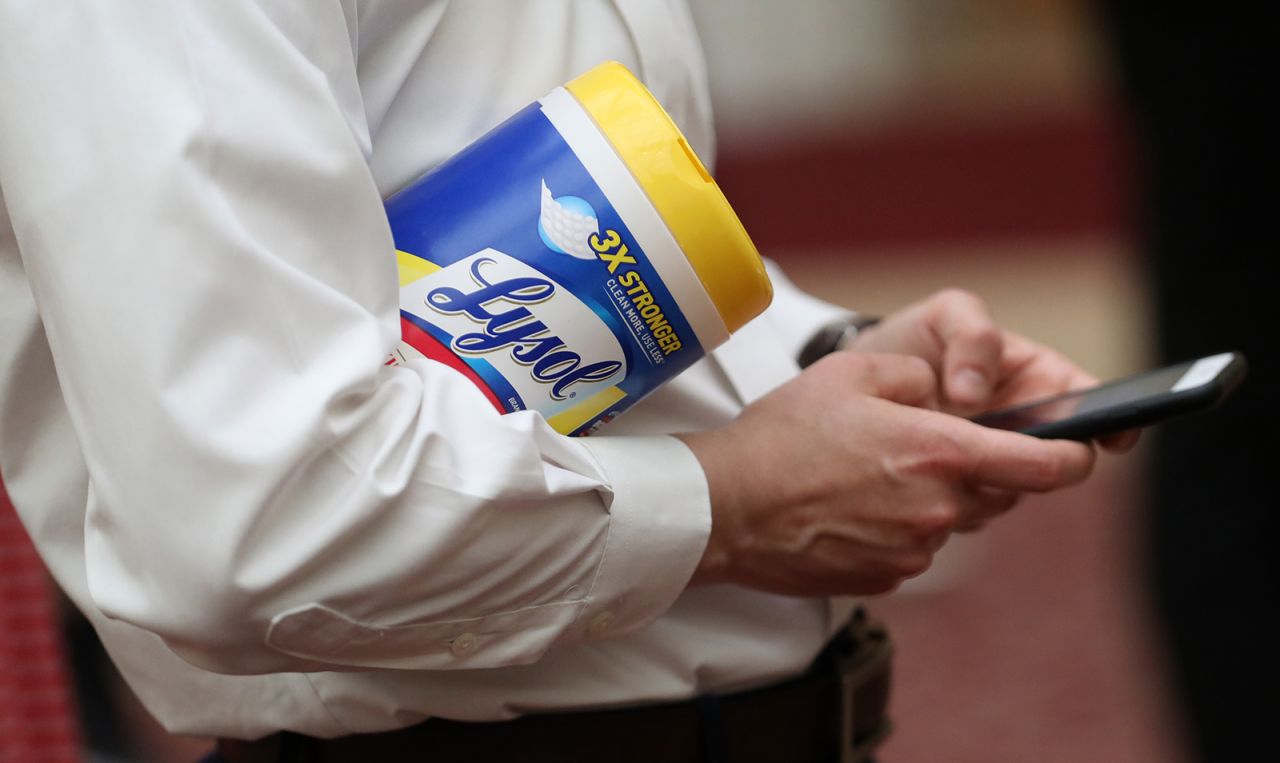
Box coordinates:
[385,61,772,436]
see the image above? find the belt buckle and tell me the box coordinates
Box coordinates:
[837,611,894,763]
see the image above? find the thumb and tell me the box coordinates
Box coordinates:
[929,297,1003,408]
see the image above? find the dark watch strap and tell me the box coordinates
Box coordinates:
[797,315,882,369]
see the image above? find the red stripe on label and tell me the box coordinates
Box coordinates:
[400,317,505,413]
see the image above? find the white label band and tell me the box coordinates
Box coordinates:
[538,87,730,350]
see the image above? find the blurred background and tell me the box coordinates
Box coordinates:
[2,2,1268,762]
[696,2,1271,762]
[700,0,1147,383]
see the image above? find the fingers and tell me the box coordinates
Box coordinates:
[952,484,1021,532]
[805,483,1020,594]
[991,333,1100,407]
[907,486,1020,543]
[927,290,1004,408]
[1097,428,1141,453]
[955,420,1097,492]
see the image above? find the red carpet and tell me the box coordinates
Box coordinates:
[871,461,1186,763]
[0,483,82,763]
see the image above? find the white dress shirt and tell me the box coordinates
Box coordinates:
[0,0,852,738]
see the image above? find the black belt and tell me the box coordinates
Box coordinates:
[218,608,893,763]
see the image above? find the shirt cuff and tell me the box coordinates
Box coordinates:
[572,434,711,641]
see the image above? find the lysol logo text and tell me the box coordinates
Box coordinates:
[425,257,623,400]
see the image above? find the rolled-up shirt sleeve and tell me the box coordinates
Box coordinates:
[0,0,710,674]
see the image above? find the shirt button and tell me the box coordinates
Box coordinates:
[587,611,613,637]
[450,632,477,657]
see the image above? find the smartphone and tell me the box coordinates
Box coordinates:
[970,351,1247,441]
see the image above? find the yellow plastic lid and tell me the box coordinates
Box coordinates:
[566,62,772,334]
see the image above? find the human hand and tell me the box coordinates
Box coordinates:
[678,351,1098,597]
[848,289,1138,453]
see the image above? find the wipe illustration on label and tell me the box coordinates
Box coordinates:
[538,181,599,261]
[383,100,706,436]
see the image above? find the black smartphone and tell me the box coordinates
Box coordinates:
[970,351,1247,441]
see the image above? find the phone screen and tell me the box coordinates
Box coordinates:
[974,355,1230,432]
[971,353,1243,440]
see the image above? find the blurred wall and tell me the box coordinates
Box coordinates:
[691,0,1110,144]
[690,0,911,140]
[690,0,1137,270]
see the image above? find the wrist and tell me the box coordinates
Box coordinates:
[675,429,740,587]
[797,314,882,368]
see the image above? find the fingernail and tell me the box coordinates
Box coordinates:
[953,368,989,401]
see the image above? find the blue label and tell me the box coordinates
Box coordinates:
[386,103,704,435]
